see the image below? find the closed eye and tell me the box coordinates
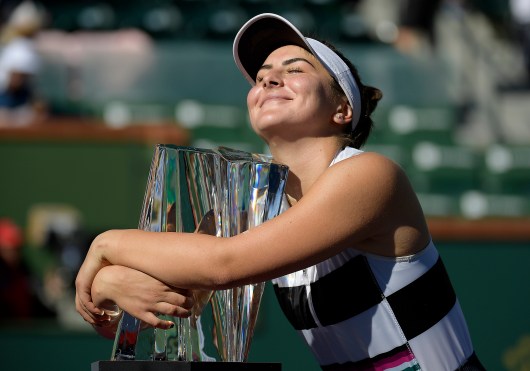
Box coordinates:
[255,57,315,82]
[287,67,303,74]
[256,66,305,82]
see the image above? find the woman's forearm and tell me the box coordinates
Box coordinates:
[92,229,230,290]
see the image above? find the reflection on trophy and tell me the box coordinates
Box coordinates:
[110,144,288,364]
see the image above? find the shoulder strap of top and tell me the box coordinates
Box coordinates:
[330,146,364,166]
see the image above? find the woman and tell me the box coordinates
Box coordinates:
[0,0,47,126]
[76,13,484,370]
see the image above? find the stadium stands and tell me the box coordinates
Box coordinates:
[27,0,530,219]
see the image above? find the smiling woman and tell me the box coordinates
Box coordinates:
[75,13,485,370]
[246,45,345,143]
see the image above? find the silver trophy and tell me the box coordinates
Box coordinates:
[110,144,288,363]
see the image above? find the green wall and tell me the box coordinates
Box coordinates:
[0,140,154,231]
[437,241,530,371]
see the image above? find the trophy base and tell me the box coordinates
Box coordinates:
[91,361,281,371]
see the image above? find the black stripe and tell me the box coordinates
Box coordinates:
[273,255,383,329]
[387,256,457,340]
[457,352,486,371]
[311,255,383,326]
[321,343,412,370]
[273,283,317,330]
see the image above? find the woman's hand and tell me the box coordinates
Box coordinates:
[75,231,116,326]
[77,264,194,332]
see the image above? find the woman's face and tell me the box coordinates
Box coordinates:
[246,45,342,141]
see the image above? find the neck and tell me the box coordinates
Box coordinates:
[268,137,342,201]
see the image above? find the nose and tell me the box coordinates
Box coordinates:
[260,70,282,88]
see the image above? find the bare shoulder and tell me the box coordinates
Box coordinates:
[342,151,403,171]
[322,151,408,195]
[304,150,413,230]
[306,150,428,256]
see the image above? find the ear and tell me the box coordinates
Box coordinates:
[332,101,353,125]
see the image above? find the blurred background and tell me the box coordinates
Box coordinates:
[0,0,529,370]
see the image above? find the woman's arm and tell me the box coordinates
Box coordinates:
[76,153,429,315]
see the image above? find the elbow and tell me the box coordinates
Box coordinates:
[208,276,232,291]
[205,259,237,290]
[203,239,245,290]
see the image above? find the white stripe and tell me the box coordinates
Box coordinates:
[305,279,323,327]
[301,299,406,364]
[366,240,439,297]
[408,301,474,371]
[330,146,364,165]
[272,248,360,287]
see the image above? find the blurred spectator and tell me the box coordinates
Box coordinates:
[24,204,92,328]
[0,217,54,320]
[0,0,48,127]
[509,0,530,87]
[394,0,443,54]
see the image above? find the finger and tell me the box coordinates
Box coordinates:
[160,290,196,309]
[181,293,195,310]
[155,302,192,318]
[80,306,110,325]
[79,296,106,321]
[75,292,95,324]
[171,287,194,297]
[77,302,100,325]
[142,312,175,330]
[164,291,195,310]
[76,292,110,325]
[75,280,104,316]
[77,305,96,324]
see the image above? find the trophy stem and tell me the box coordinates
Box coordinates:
[153,327,168,361]
[112,314,141,360]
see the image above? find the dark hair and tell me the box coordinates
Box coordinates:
[320,40,383,149]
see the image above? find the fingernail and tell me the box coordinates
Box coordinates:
[168,322,175,329]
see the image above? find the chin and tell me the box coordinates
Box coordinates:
[251,121,284,138]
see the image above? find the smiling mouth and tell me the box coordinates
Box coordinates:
[260,96,291,107]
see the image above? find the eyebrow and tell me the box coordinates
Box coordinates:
[258,57,316,72]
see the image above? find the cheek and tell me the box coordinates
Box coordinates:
[246,87,259,109]
[246,87,261,125]
[291,77,328,103]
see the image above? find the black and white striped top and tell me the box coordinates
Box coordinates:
[272,147,475,370]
